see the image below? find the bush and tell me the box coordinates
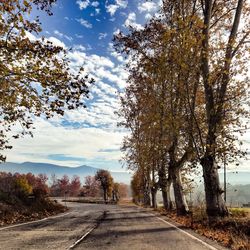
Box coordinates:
[15,176,33,200]
[229,208,247,218]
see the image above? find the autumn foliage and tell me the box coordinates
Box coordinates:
[115,0,250,223]
[0,0,92,162]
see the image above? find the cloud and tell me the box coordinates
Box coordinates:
[54,30,73,41]
[6,33,128,170]
[95,8,100,15]
[108,41,125,63]
[76,18,93,28]
[116,0,128,8]
[98,32,108,40]
[91,1,99,7]
[73,44,86,51]
[6,118,127,167]
[75,33,84,39]
[138,2,158,13]
[106,0,128,16]
[76,0,90,10]
[47,36,66,48]
[106,4,119,16]
[124,12,143,29]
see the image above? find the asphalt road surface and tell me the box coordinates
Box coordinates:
[0,202,227,250]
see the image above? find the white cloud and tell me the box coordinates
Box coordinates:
[91,1,99,7]
[4,33,129,169]
[106,4,119,16]
[98,32,108,40]
[47,36,66,48]
[95,8,100,15]
[5,118,126,167]
[108,41,125,63]
[138,2,158,13]
[76,18,93,28]
[75,33,84,39]
[76,0,90,10]
[54,30,73,41]
[116,0,128,8]
[106,0,128,16]
[124,12,143,30]
[145,13,152,20]
[73,44,86,51]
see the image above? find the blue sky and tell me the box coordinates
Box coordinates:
[5,0,161,171]
[4,0,250,172]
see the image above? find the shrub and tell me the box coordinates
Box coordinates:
[15,176,33,200]
[229,208,247,218]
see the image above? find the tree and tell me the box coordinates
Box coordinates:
[49,174,60,197]
[0,0,92,161]
[69,175,81,197]
[58,175,70,196]
[14,175,33,199]
[197,0,249,221]
[112,183,120,202]
[26,173,49,199]
[95,170,113,202]
[84,175,101,197]
[115,15,201,214]
[131,171,144,204]
[116,0,249,222]
[118,183,129,199]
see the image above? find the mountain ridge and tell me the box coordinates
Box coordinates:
[0,162,132,184]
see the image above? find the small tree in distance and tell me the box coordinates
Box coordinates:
[95,169,113,202]
[84,175,101,197]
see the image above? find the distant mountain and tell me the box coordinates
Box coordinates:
[0,162,132,184]
[218,171,250,185]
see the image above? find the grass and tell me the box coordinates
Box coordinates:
[229,207,249,218]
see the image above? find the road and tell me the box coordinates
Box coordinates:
[0,202,226,250]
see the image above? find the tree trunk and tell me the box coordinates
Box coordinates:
[161,180,173,211]
[201,155,228,222]
[172,168,189,216]
[103,189,108,202]
[143,183,151,207]
[151,187,157,209]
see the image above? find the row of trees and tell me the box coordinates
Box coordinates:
[95,169,128,202]
[0,171,128,203]
[50,170,128,202]
[0,172,49,203]
[115,0,249,223]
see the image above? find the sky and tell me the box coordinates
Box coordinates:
[4,0,162,171]
[3,0,250,172]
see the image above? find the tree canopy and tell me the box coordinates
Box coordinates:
[115,0,250,222]
[0,0,93,161]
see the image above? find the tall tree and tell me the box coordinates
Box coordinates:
[198,0,249,221]
[115,15,202,214]
[0,0,92,161]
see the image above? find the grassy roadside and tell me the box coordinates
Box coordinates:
[119,200,249,250]
[155,207,250,250]
[0,199,67,226]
